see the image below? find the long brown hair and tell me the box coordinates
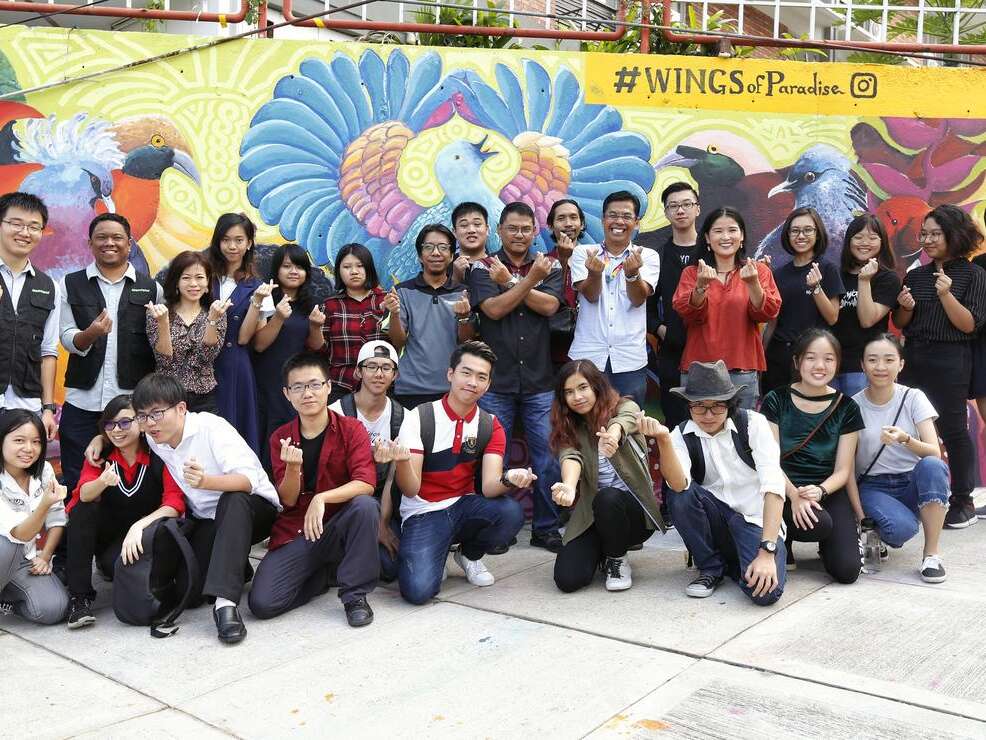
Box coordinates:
[549,360,621,453]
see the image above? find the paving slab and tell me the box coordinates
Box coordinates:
[72,709,231,739]
[711,578,986,720]
[178,602,696,738]
[590,660,986,739]
[445,549,831,656]
[0,633,161,740]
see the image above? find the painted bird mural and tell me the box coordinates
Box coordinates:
[650,130,793,249]
[238,49,655,284]
[755,144,868,267]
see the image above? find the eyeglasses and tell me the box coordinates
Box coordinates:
[504,225,535,236]
[360,362,395,375]
[789,227,817,237]
[919,230,944,242]
[103,418,136,432]
[665,201,698,212]
[135,406,175,424]
[421,243,452,254]
[286,380,329,395]
[2,219,43,235]
[93,234,128,244]
[604,211,636,222]
[688,402,728,416]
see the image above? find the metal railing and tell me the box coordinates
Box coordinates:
[0,0,251,23]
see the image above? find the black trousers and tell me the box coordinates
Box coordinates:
[154,492,276,605]
[762,339,795,397]
[248,495,380,618]
[59,403,102,494]
[783,490,860,584]
[553,487,651,593]
[66,499,129,599]
[185,390,218,414]
[902,340,974,499]
[657,353,689,430]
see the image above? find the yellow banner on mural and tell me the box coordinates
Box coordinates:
[585,52,986,118]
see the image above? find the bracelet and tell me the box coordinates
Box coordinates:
[456,315,472,324]
[817,484,828,500]
[625,272,641,282]
[811,285,822,296]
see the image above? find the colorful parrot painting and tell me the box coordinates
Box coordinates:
[238,48,655,285]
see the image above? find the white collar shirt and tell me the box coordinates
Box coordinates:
[0,461,65,559]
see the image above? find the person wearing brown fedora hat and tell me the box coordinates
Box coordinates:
[662,360,787,604]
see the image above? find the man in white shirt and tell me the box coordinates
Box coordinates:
[130,373,281,644]
[660,361,787,605]
[568,190,659,406]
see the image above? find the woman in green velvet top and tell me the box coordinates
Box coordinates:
[548,360,666,594]
[761,328,865,583]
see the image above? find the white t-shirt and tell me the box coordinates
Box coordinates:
[328,399,395,448]
[853,384,938,477]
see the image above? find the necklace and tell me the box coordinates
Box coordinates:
[114,460,147,497]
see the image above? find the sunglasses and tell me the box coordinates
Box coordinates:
[103,417,136,432]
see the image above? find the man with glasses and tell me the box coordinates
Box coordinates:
[468,202,564,552]
[386,224,473,410]
[0,192,60,440]
[59,214,162,495]
[660,360,786,605]
[250,352,379,628]
[569,190,660,406]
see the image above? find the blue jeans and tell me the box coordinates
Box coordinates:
[398,495,524,605]
[668,483,786,606]
[858,457,950,548]
[603,359,647,408]
[681,369,759,411]
[478,390,560,533]
[379,518,401,583]
[832,372,867,397]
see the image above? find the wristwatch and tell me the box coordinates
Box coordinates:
[760,540,777,554]
[500,471,519,489]
[42,403,57,413]
[506,275,520,288]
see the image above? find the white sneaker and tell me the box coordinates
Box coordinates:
[920,555,947,583]
[453,550,494,587]
[604,556,632,591]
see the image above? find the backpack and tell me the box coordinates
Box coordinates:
[677,409,756,485]
[339,394,405,518]
[112,518,198,638]
[418,401,495,495]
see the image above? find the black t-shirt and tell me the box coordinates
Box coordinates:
[772,260,845,343]
[833,269,901,371]
[301,429,326,493]
[651,238,697,358]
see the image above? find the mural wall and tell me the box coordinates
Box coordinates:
[2,26,986,478]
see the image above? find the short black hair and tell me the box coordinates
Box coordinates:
[862,331,904,361]
[268,243,314,314]
[99,394,147,453]
[697,207,748,269]
[133,373,186,411]
[0,409,47,479]
[415,224,455,256]
[89,213,131,239]
[333,242,380,292]
[603,191,641,219]
[791,328,842,380]
[451,202,488,226]
[841,213,895,274]
[780,207,828,258]
[0,191,48,227]
[162,250,213,310]
[449,340,497,371]
[661,181,699,205]
[546,199,586,244]
[499,201,535,226]
[926,204,983,259]
[281,351,331,387]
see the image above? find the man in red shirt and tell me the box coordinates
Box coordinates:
[248,352,379,627]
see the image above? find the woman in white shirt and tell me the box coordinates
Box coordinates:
[848,333,949,583]
[0,409,69,623]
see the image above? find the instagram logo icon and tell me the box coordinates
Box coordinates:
[850,73,878,99]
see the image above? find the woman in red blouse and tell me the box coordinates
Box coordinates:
[673,207,782,409]
[319,243,387,403]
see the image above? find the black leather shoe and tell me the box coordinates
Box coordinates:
[213,605,247,644]
[487,536,517,555]
[530,529,563,553]
[344,596,374,628]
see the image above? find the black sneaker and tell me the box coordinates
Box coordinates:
[67,596,95,629]
[975,504,986,519]
[0,600,13,616]
[785,545,797,572]
[944,499,978,529]
[685,573,723,598]
[920,555,947,583]
[487,536,517,556]
[344,596,374,628]
[530,529,563,553]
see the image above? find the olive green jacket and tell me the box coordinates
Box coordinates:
[558,399,666,544]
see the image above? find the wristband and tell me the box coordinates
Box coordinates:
[500,472,519,489]
[625,272,640,282]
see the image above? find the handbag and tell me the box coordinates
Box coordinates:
[856,388,911,481]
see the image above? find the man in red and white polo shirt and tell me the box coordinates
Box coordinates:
[392,340,530,604]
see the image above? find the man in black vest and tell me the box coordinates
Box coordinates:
[0,192,59,440]
[59,213,161,493]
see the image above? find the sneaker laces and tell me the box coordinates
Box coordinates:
[605,558,624,579]
[0,601,13,616]
[693,573,718,588]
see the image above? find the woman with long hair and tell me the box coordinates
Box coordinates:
[548,360,665,594]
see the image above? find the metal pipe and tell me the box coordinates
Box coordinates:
[0,0,249,22]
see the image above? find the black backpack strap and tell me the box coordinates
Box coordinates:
[418,401,436,454]
[476,409,494,455]
[731,409,757,471]
[340,393,357,419]
[389,399,405,442]
[149,518,199,638]
[677,420,705,485]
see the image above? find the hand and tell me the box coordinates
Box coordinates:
[452,255,472,279]
[308,303,325,326]
[42,409,57,441]
[550,481,576,507]
[795,484,823,502]
[120,523,145,566]
[42,478,67,508]
[506,467,537,488]
[897,285,915,310]
[373,439,411,464]
[275,295,293,320]
[528,252,553,283]
[252,280,275,306]
[98,461,120,488]
[452,290,471,318]
[585,249,606,276]
[744,550,779,598]
[757,254,773,268]
[656,324,667,341]
[622,246,643,278]
[29,554,53,576]
[739,257,759,284]
[934,269,953,298]
[806,262,823,290]
[304,494,326,542]
[208,299,232,322]
[556,231,575,263]
[858,258,879,281]
[279,437,303,468]
[145,301,168,322]
[596,425,620,458]
[379,519,399,558]
[182,457,207,488]
[694,259,716,291]
[84,435,105,466]
[791,496,822,530]
[635,411,669,440]
[488,255,512,286]
[87,308,113,337]
[383,286,401,316]
[881,425,910,445]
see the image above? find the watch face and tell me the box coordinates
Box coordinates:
[762,540,776,553]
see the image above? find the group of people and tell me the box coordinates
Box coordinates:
[0,181,980,643]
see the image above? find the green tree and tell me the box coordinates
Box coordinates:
[847,0,986,64]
